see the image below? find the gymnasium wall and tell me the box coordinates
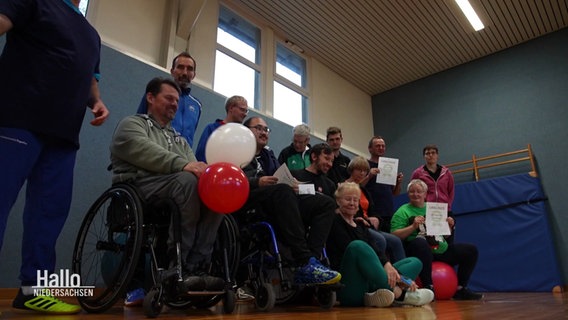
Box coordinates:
[371,27,568,287]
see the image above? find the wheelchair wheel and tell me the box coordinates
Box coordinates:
[264,267,299,304]
[223,289,236,314]
[72,184,144,313]
[255,282,276,311]
[165,299,192,310]
[316,287,336,309]
[144,287,164,318]
[211,214,240,281]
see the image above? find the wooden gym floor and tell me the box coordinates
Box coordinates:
[0,289,567,319]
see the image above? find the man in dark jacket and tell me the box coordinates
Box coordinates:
[238,116,340,285]
[326,126,351,184]
[278,124,312,170]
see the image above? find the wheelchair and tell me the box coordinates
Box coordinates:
[71,183,239,317]
[235,209,339,311]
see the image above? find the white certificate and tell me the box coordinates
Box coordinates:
[425,202,451,236]
[376,157,399,186]
[298,184,316,195]
[273,163,295,187]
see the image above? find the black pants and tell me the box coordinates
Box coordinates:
[404,237,478,287]
[297,193,336,259]
[240,184,335,266]
[378,215,392,233]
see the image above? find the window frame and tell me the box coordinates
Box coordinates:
[214,4,311,124]
[214,5,262,110]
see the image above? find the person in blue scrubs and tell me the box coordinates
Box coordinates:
[0,0,109,314]
[137,52,202,147]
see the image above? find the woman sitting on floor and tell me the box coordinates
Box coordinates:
[326,182,434,307]
[391,179,483,300]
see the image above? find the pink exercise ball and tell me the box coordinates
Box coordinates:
[431,261,458,300]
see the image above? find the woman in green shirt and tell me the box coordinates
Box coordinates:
[391,179,483,300]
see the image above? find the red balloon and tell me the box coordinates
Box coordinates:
[198,162,250,214]
[431,261,458,300]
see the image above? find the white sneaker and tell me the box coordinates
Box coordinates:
[400,288,434,306]
[236,287,255,302]
[364,289,395,307]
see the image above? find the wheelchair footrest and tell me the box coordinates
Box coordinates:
[307,282,344,290]
[184,290,227,296]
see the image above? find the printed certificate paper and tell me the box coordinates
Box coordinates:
[273,164,295,187]
[376,157,399,185]
[425,202,452,236]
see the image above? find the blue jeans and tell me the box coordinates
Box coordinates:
[368,228,406,262]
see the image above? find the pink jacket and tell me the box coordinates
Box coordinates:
[411,165,455,211]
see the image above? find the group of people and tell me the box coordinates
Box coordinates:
[0,0,480,315]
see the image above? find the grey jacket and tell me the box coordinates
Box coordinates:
[110,114,196,183]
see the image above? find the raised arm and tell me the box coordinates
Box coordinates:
[393,172,404,195]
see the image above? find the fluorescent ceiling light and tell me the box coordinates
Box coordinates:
[455,0,485,31]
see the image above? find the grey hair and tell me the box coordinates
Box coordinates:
[335,181,360,199]
[407,179,428,193]
[293,124,311,137]
[225,95,248,112]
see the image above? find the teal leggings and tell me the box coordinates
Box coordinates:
[338,240,422,306]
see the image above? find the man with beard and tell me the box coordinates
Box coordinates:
[137,52,202,147]
[291,143,337,198]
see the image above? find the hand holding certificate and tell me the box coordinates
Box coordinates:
[425,202,451,236]
[376,157,399,186]
[273,163,296,187]
[274,164,315,194]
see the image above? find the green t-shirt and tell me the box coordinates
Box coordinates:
[391,203,448,254]
[286,153,311,170]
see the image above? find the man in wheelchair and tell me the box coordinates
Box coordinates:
[110,77,225,305]
[238,116,341,286]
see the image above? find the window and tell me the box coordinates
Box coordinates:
[214,6,310,125]
[274,42,308,126]
[78,0,88,16]
[214,6,261,109]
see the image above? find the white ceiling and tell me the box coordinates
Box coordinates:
[232,0,568,95]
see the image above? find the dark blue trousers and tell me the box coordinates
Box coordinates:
[0,127,77,286]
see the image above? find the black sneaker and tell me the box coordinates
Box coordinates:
[183,275,206,291]
[452,287,483,300]
[183,273,224,291]
[202,275,225,291]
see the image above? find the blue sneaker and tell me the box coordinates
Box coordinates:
[124,288,145,307]
[295,257,341,285]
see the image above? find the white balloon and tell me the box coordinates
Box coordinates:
[205,123,256,168]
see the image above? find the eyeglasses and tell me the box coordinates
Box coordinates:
[250,125,271,133]
[234,105,249,114]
